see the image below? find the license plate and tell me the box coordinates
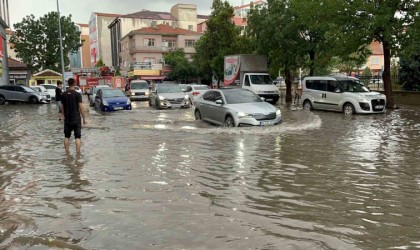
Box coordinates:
[114,107,123,110]
[375,105,384,109]
[260,121,274,126]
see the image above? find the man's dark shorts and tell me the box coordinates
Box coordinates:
[64,121,82,139]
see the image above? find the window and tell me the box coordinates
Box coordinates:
[326,81,339,92]
[185,40,195,47]
[203,91,216,102]
[371,56,380,65]
[163,39,176,48]
[188,25,193,31]
[306,80,327,91]
[244,75,250,86]
[144,38,155,47]
[144,57,156,64]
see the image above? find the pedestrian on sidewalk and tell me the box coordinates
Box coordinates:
[61,78,87,154]
[55,81,63,120]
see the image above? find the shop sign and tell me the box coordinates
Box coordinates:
[9,74,27,80]
[133,69,160,76]
[132,62,152,70]
[71,67,99,73]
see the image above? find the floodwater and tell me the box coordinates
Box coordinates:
[1,99,420,249]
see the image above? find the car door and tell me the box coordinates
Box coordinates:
[210,91,226,125]
[311,80,327,110]
[15,86,28,101]
[322,80,342,111]
[3,86,17,101]
[200,91,216,122]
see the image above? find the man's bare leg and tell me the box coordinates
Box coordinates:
[75,139,81,155]
[64,138,70,154]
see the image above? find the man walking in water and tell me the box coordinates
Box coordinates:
[61,78,87,154]
[55,81,63,120]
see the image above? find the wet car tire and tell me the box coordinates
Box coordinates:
[29,96,38,104]
[224,115,235,127]
[194,109,202,120]
[0,95,5,105]
[343,103,355,115]
[303,100,313,110]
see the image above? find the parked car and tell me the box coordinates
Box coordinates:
[183,84,210,104]
[40,84,57,100]
[88,85,111,106]
[149,84,190,109]
[127,80,149,101]
[94,88,132,112]
[65,86,83,95]
[0,85,44,105]
[301,76,386,115]
[30,85,52,103]
[194,88,282,127]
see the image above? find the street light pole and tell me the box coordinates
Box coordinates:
[57,0,66,89]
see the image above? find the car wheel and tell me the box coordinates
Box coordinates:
[303,100,313,110]
[194,109,202,120]
[224,115,235,127]
[343,103,355,115]
[29,96,38,104]
[0,95,5,105]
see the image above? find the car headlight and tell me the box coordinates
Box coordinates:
[276,109,281,116]
[237,112,252,118]
[131,92,136,96]
[102,100,109,106]
[159,95,166,101]
[145,91,149,96]
[184,95,189,100]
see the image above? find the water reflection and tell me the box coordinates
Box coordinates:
[1,102,420,249]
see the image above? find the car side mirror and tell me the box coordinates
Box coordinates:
[335,88,341,93]
[215,99,223,105]
[261,97,266,101]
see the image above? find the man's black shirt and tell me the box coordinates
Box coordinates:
[62,90,82,124]
[55,87,63,102]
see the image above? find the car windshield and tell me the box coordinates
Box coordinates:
[338,80,369,93]
[194,86,210,90]
[250,75,273,85]
[22,86,35,93]
[131,82,148,89]
[102,89,125,98]
[224,90,263,104]
[157,85,182,93]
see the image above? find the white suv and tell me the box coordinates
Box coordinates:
[301,76,386,115]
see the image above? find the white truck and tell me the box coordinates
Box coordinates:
[224,54,280,104]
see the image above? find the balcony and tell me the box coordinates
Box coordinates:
[129,46,178,54]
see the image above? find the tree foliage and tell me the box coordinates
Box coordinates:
[10,12,82,73]
[164,49,197,82]
[343,0,419,107]
[194,0,253,85]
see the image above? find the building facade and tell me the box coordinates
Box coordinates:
[69,23,91,68]
[120,24,201,80]
[108,4,208,68]
[0,0,10,85]
[89,12,121,67]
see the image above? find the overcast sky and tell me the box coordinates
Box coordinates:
[9,0,244,29]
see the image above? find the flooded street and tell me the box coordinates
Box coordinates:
[1,100,420,249]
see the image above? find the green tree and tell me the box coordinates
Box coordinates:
[10,12,82,73]
[164,49,197,82]
[95,58,105,67]
[362,67,372,86]
[343,0,419,108]
[194,0,252,86]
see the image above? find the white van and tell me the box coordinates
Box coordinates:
[241,73,280,104]
[301,76,386,115]
[128,80,149,101]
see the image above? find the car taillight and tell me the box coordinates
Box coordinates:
[192,92,200,96]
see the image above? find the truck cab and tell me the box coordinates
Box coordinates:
[242,73,280,104]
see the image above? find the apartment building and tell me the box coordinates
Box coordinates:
[108,4,208,68]
[89,12,121,67]
[0,0,10,85]
[120,24,201,80]
[69,23,91,68]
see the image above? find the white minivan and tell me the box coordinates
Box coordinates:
[301,76,386,115]
[241,73,280,104]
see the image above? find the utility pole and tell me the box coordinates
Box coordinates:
[57,0,66,89]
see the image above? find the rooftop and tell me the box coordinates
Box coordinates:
[8,58,27,69]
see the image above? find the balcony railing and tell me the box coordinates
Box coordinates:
[129,45,178,54]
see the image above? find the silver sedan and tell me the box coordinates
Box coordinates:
[193,88,282,127]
